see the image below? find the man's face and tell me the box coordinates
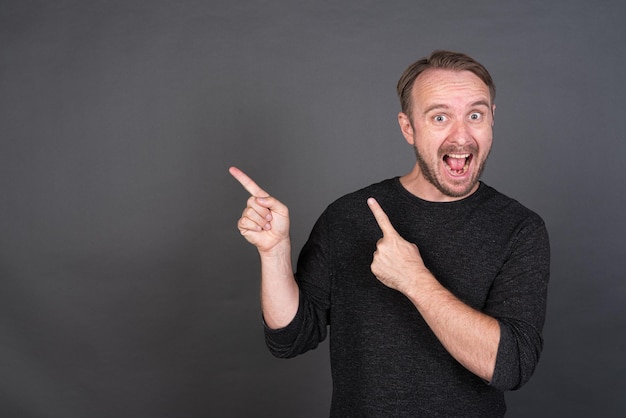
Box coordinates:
[399,69,495,201]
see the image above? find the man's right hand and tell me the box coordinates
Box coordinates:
[229,166,290,254]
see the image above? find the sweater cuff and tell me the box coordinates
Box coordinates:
[263,292,305,355]
[490,320,519,391]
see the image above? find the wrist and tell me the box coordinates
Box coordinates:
[403,269,439,304]
[258,238,292,260]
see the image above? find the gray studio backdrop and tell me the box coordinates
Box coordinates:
[1,1,624,417]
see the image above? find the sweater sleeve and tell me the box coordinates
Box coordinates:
[263,210,332,358]
[486,216,550,390]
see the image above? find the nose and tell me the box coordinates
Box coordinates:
[448,120,470,145]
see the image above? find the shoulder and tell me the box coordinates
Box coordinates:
[326,178,398,213]
[310,178,399,230]
[476,183,547,233]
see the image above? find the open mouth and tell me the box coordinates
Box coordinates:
[443,153,472,176]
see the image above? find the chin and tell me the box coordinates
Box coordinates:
[439,178,480,199]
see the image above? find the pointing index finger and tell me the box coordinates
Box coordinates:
[229,166,270,197]
[367,197,397,237]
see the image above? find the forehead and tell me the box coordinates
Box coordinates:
[412,69,491,109]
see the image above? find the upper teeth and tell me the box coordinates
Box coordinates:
[447,154,470,159]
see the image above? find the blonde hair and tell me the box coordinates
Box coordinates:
[397,50,496,115]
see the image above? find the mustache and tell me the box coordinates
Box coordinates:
[439,145,478,155]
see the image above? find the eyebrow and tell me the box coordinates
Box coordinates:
[423,100,491,115]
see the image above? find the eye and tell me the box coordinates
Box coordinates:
[434,115,447,123]
[469,112,482,121]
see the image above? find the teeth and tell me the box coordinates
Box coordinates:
[444,153,471,175]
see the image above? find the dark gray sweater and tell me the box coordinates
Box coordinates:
[265,178,550,417]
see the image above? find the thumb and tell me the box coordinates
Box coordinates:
[367,198,398,237]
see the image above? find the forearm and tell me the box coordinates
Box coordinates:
[259,239,300,329]
[404,272,500,382]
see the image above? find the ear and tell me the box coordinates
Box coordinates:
[398,112,415,145]
[491,104,496,126]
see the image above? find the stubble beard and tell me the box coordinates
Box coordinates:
[412,144,488,199]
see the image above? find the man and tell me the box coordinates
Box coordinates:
[230,50,550,416]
